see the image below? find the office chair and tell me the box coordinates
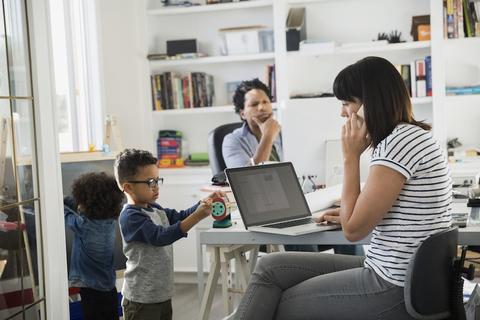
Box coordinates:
[404,227,474,320]
[207,122,243,175]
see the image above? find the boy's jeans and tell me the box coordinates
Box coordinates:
[122,297,172,320]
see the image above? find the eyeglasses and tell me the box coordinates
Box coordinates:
[127,177,164,189]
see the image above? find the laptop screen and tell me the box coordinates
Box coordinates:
[226,162,311,227]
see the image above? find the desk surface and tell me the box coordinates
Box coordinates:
[199,220,480,246]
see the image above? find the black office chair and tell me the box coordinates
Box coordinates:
[207,122,243,175]
[404,227,474,320]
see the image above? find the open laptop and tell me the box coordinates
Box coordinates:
[225,162,340,236]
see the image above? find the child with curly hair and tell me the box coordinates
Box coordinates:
[64,172,125,320]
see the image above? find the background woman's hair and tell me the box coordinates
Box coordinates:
[232,78,272,114]
[333,56,431,148]
[72,172,124,219]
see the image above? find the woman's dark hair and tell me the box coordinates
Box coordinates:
[114,148,157,184]
[71,172,124,219]
[232,78,272,114]
[333,56,431,148]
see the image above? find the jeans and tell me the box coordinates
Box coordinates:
[122,297,172,320]
[235,252,414,320]
[79,287,118,320]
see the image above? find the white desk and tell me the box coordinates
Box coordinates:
[196,221,480,320]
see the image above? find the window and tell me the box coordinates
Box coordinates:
[48,0,103,152]
[0,0,46,318]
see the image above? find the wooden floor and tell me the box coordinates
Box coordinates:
[172,283,240,320]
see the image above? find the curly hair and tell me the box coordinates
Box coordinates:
[71,172,124,220]
[232,78,272,114]
[114,148,158,184]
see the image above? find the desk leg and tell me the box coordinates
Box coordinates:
[249,246,259,274]
[220,256,232,315]
[196,228,204,301]
[199,247,220,320]
[234,250,250,289]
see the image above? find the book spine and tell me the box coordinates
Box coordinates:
[150,75,157,111]
[446,86,480,95]
[425,56,432,97]
[415,59,427,98]
[444,0,448,38]
[457,0,465,38]
[401,65,412,97]
[410,61,417,98]
[156,74,163,111]
[447,0,456,38]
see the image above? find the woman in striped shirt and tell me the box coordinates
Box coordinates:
[234,56,452,320]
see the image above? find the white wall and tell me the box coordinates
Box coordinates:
[96,0,151,151]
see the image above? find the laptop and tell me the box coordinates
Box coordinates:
[225,162,340,236]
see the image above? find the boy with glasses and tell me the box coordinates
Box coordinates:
[114,148,224,320]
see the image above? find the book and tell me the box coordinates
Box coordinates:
[415,59,427,97]
[446,86,480,95]
[425,56,432,97]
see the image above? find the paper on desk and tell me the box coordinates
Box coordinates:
[305,184,342,214]
[305,183,365,214]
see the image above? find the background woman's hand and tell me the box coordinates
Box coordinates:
[341,112,370,160]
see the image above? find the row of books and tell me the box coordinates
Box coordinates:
[446,85,480,95]
[444,0,480,38]
[150,72,215,111]
[395,56,432,98]
[265,64,276,102]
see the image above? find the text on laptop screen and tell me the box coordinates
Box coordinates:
[227,163,311,226]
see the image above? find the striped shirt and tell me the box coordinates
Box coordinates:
[364,123,452,287]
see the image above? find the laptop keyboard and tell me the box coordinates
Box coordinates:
[264,217,315,229]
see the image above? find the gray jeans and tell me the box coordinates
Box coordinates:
[235,252,414,320]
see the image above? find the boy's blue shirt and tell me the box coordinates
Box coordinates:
[119,202,199,246]
[64,205,116,291]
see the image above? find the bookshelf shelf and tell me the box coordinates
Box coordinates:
[445,94,480,101]
[411,97,433,105]
[443,37,480,46]
[149,52,275,67]
[288,96,433,105]
[287,0,345,4]
[147,0,273,16]
[153,105,235,115]
[152,102,279,115]
[287,41,431,58]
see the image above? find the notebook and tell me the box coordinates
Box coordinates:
[225,162,340,236]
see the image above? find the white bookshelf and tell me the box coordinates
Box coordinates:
[149,52,275,67]
[137,0,480,277]
[147,0,273,16]
[139,0,479,164]
[152,105,235,115]
[287,40,431,58]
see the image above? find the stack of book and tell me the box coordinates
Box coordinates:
[444,0,480,38]
[446,85,480,95]
[151,72,215,111]
[157,130,184,168]
[394,56,432,98]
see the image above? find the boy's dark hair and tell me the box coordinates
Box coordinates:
[333,56,431,149]
[71,172,124,219]
[114,148,158,184]
[232,78,272,114]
